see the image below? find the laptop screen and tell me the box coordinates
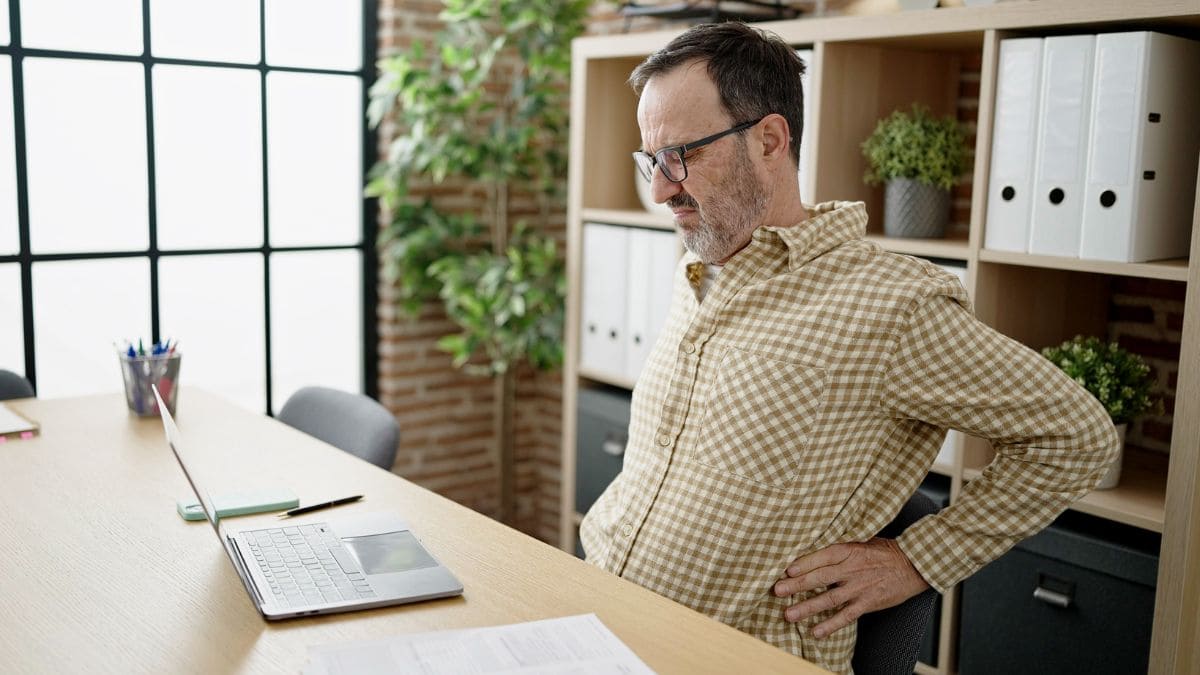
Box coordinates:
[153,385,222,533]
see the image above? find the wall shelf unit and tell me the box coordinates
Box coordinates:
[580,208,674,231]
[562,2,1200,673]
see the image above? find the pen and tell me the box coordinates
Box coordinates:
[278,495,363,518]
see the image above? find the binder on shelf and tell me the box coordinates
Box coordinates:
[935,429,961,469]
[796,48,815,204]
[984,37,1044,253]
[580,223,629,378]
[1028,35,1095,258]
[624,229,677,382]
[1078,31,1200,263]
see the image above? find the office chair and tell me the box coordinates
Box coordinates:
[276,386,400,471]
[0,369,34,400]
[851,490,941,675]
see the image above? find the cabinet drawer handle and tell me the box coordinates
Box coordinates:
[602,438,625,456]
[1033,586,1072,608]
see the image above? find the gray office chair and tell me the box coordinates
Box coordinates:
[0,369,34,400]
[276,386,400,470]
[851,490,940,675]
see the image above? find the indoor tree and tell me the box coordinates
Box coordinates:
[366,0,590,524]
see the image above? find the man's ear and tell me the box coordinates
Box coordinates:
[758,113,791,165]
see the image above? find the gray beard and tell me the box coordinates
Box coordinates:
[671,151,768,263]
[680,215,746,264]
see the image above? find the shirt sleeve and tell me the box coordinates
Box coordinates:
[878,292,1120,593]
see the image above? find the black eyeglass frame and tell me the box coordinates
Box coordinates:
[633,117,764,184]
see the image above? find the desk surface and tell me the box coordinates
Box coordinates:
[0,389,823,674]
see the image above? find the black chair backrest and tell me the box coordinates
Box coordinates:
[851,490,941,675]
[0,369,34,400]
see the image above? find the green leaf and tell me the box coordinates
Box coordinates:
[366,0,581,375]
[861,105,967,189]
[1041,335,1161,424]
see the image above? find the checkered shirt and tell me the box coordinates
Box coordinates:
[579,201,1119,673]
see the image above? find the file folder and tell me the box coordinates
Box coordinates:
[624,229,677,382]
[984,38,1043,253]
[1078,31,1200,263]
[796,48,815,203]
[580,223,629,378]
[1028,35,1095,257]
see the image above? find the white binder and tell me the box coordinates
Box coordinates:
[984,38,1044,252]
[1078,31,1200,263]
[796,48,815,203]
[1028,35,1095,257]
[580,223,629,378]
[624,230,677,382]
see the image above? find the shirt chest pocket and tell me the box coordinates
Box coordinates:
[692,348,826,489]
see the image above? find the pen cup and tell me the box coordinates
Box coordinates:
[119,353,181,417]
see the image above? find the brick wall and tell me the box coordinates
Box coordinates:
[374,4,1183,547]
[1108,278,1184,455]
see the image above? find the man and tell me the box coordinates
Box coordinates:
[578,21,1119,674]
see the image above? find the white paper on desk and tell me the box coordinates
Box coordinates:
[0,402,36,434]
[304,613,656,675]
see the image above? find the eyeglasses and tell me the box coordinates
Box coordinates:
[632,117,763,184]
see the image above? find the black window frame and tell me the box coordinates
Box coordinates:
[0,0,380,411]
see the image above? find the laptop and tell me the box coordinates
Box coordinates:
[152,385,463,620]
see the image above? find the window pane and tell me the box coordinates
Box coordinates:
[0,264,22,375]
[0,0,9,46]
[266,72,361,248]
[264,0,361,71]
[0,56,16,255]
[33,258,150,398]
[154,65,262,250]
[159,254,265,413]
[270,250,361,413]
[20,0,143,55]
[24,59,147,254]
[150,0,260,64]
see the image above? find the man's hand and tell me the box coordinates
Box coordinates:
[772,538,931,638]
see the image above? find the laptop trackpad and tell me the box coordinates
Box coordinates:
[342,531,438,576]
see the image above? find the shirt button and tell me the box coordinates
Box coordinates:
[656,433,671,447]
[681,341,696,354]
[621,524,633,537]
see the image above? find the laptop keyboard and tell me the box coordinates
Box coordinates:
[244,523,377,608]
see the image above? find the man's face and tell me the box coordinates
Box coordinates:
[637,62,768,264]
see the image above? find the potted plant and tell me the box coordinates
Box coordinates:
[861,104,967,238]
[1041,335,1160,489]
[366,0,589,523]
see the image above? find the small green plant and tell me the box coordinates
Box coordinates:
[861,104,967,190]
[1041,335,1160,425]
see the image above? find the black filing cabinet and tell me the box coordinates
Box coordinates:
[574,386,632,558]
[915,474,951,668]
[959,512,1160,674]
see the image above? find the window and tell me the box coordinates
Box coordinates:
[0,0,377,412]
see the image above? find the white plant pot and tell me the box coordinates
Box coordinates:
[1094,422,1127,490]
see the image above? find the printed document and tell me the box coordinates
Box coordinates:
[0,402,37,438]
[304,613,655,675]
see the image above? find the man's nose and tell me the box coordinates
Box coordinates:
[650,166,682,204]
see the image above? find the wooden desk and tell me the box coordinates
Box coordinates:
[0,389,823,674]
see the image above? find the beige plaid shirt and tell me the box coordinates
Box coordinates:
[579,201,1118,673]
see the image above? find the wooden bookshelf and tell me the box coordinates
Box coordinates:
[563,2,1200,672]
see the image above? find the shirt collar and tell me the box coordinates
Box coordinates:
[755,200,868,271]
[681,200,869,288]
